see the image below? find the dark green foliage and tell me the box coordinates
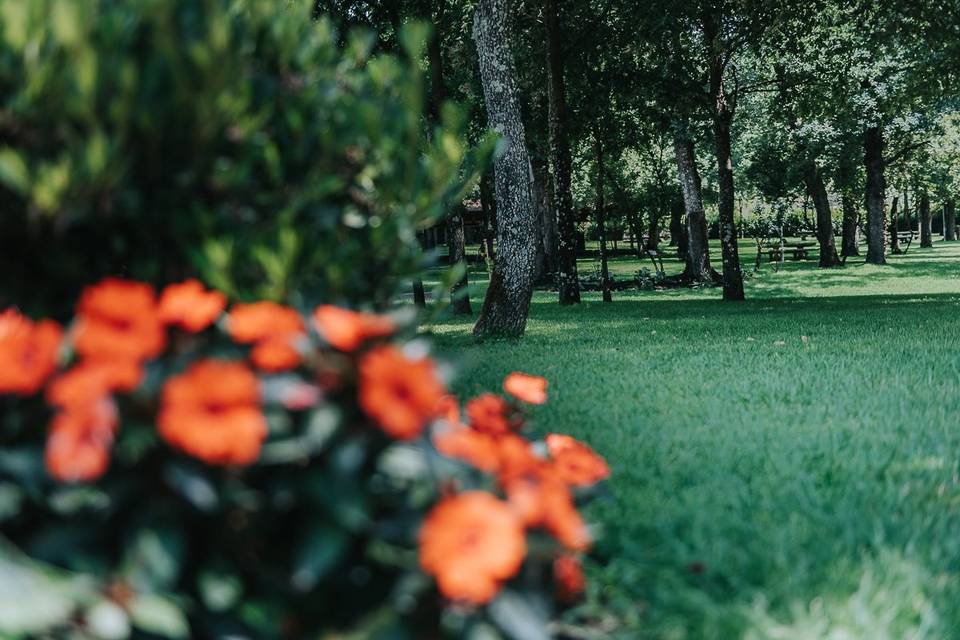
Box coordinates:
[0,0,486,316]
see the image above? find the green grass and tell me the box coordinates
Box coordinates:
[424,240,960,639]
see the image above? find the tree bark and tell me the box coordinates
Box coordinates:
[530,153,558,279]
[594,129,612,303]
[674,132,713,281]
[710,87,745,300]
[920,192,932,248]
[889,195,901,253]
[945,200,957,241]
[544,0,579,305]
[804,164,841,267]
[840,192,860,257]
[864,126,887,264]
[472,0,538,338]
[645,207,661,251]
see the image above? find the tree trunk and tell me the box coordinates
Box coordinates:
[920,192,932,247]
[594,129,612,303]
[530,153,558,279]
[945,200,957,241]
[674,132,713,281]
[447,206,472,315]
[472,0,538,338]
[479,171,497,263]
[841,192,860,257]
[711,95,745,300]
[864,126,887,264]
[412,278,427,307]
[645,208,660,251]
[890,195,902,254]
[544,0,579,305]
[804,164,840,267]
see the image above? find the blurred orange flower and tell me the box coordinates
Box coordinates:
[465,394,511,435]
[45,399,117,482]
[554,554,586,602]
[359,346,445,440]
[250,337,302,372]
[504,464,592,551]
[419,492,527,604]
[313,305,395,352]
[73,278,166,362]
[503,372,548,404]
[0,309,62,395]
[434,426,501,473]
[158,280,226,333]
[228,302,304,344]
[158,360,268,465]
[47,359,142,409]
[546,434,610,487]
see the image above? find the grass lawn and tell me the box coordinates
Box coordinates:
[423,240,960,638]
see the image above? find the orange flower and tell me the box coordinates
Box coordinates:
[158,360,268,465]
[546,434,610,487]
[158,280,226,333]
[227,302,304,344]
[434,426,502,473]
[250,337,302,372]
[504,464,592,551]
[359,345,446,440]
[312,305,395,351]
[47,359,142,408]
[0,309,62,395]
[503,372,548,404]
[73,278,165,362]
[466,394,511,435]
[554,554,586,602]
[495,434,541,478]
[419,492,527,604]
[45,399,117,483]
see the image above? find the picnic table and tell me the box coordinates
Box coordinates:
[766,241,816,262]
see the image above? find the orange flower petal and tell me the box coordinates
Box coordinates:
[158,280,226,333]
[503,372,548,404]
[312,305,395,352]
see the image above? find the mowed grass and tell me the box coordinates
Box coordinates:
[424,241,960,639]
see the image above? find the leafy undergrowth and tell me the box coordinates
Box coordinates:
[426,241,960,638]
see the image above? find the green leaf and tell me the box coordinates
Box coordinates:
[128,593,189,639]
[0,148,30,194]
[291,524,349,592]
[198,570,242,612]
[123,527,184,592]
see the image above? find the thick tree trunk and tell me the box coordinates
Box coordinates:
[945,200,957,241]
[711,105,745,300]
[472,0,538,338]
[864,126,887,264]
[674,132,713,281]
[920,192,932,247]
[804,164,841,267]
[889,195,901,254]
[841,192,860,257]
[594,130,612,303]
[544,0,579,305]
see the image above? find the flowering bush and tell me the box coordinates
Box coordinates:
[0,278,609,638]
